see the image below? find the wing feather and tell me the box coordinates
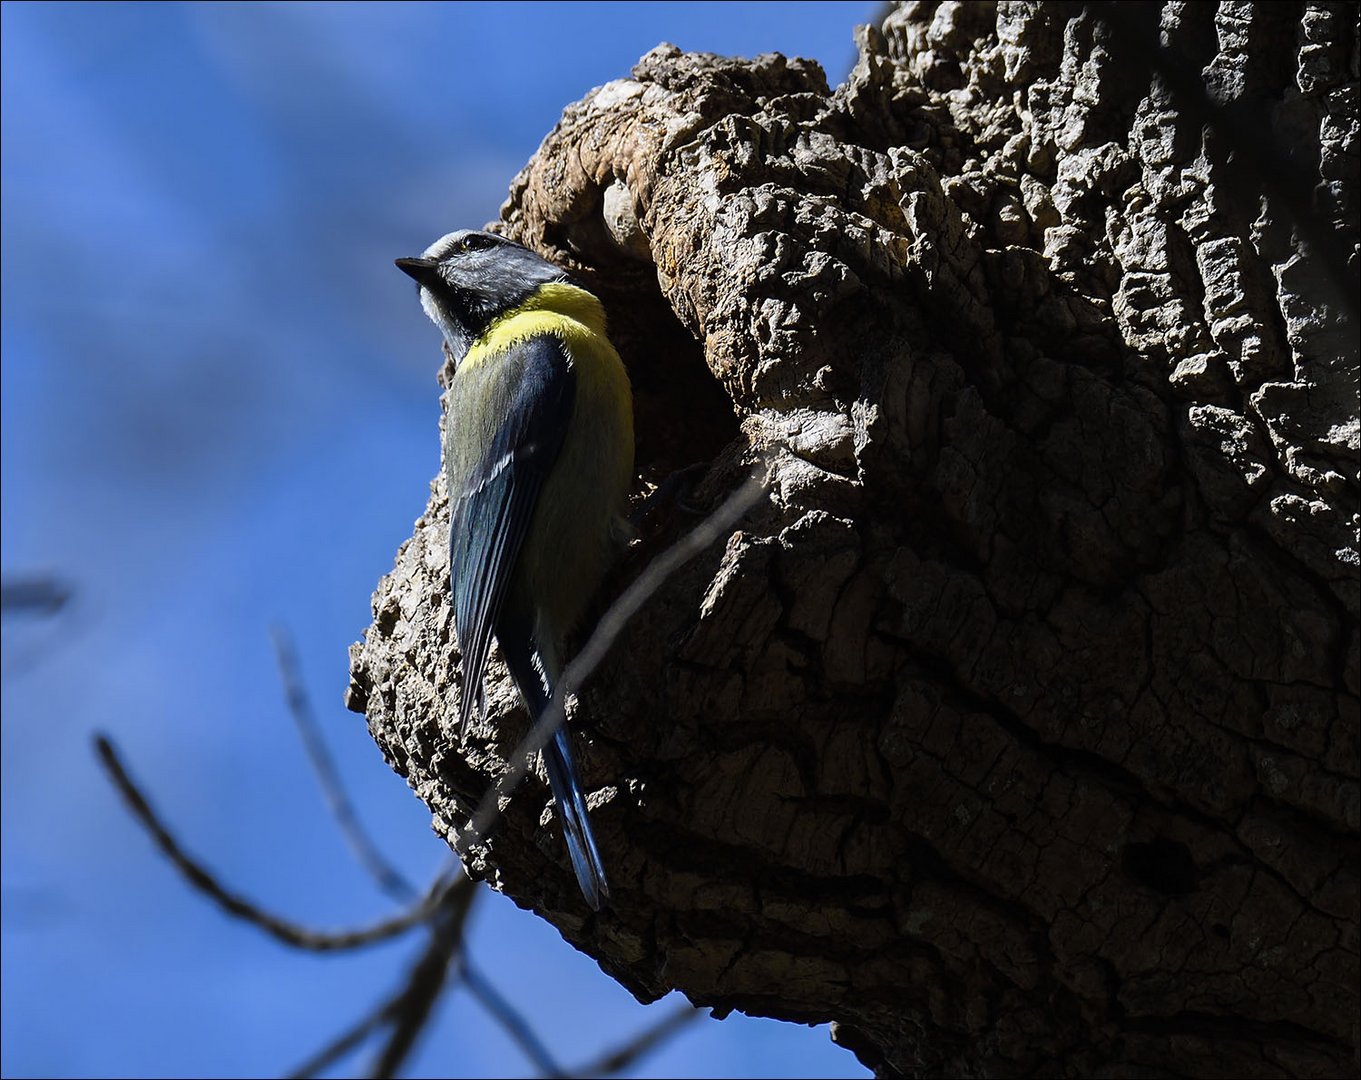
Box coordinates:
[448,335,575,734]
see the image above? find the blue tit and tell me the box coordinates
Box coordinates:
[396,229,633,911]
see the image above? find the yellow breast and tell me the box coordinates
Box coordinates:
[458,281,635,639]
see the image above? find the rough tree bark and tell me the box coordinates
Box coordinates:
[348,3,1359,1076]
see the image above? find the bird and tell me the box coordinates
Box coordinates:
[396,229,634,911]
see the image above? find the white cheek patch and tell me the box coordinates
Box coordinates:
[418,285,442,326]
[419,286,469,364]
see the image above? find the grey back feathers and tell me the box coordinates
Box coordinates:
[396,230,572,364]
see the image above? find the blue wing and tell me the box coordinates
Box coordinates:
[449,334,575,734]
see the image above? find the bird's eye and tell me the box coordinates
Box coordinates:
[461,234,495,252]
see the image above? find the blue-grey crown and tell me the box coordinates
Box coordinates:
[399,229,574,361]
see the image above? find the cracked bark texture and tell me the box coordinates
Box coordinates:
[349,3,1360,1076]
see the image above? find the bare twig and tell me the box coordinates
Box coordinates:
[459,955,566,1077]
[94,734,442,952]
[369,881,479,1080]
[460,470,768,851]
[287,996,395,1080]
[0,575,71,615]
[285,876,478,1080]
[269,624,420,905]
[571,1003,707,1078]
[273,623,572,1077]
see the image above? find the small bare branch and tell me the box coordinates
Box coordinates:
[369,881,479,1080]
[269,624,420,905]
[286,996,394,1080]
[0,575,71,615]
[94,734,442,952]
[270,622,573,1078]
[285,876,478,1080]
[459,955,566,1077]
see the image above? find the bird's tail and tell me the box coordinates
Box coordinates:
[542,725,610,912]
[501,638,610,911]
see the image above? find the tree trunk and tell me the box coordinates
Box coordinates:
[348,3,1359,1075]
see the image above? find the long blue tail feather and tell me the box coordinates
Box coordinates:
[499,630,609,910]
[542,727,609,911]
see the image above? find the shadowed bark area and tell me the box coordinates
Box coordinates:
[349,3,1359,1075]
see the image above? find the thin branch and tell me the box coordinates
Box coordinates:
[272,624,569,1077]
[571,1003,707,1078]
[369,880,479,1080]
[94,734,442,952]
[286,875,478,1080]
[459,955,566,1078]
[286,996,395,1080]
[269,624,420,905]
[460,469,768,851]
[0,575,71,615]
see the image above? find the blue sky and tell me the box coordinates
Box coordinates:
[1,3,876,1077]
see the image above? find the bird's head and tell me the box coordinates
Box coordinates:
[395,230,569,362]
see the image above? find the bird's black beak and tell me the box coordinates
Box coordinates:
[395,256,441,288]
